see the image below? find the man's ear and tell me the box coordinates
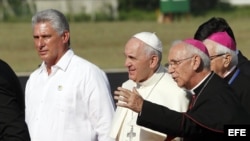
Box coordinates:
[192,55,201,71]
[150,55,159,68]
[62,30,70,44]
[223,54,232,68]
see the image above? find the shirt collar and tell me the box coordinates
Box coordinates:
[136,65,166,88]
[223,65,237,78]
[189,72,212,95]
[39,49,74,74]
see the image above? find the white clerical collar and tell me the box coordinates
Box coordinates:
[189,72,211,95]
[136,65,166,88]
[223,65,237,78]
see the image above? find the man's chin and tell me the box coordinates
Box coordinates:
[128,75,135,81]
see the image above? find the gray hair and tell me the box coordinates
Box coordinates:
[214,43,238,68]
[183,41,211,69]
[31,9,70,45]
[143,43,162,66]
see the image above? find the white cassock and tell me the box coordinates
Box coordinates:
[109,65,189,141]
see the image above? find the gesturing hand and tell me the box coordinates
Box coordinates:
[114,87,144,113]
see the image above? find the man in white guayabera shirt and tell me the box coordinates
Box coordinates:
[25,9,115,141]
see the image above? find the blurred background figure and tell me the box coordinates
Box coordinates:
[0,59,30,141]
[194,17,250,77]
[203,31,250,115]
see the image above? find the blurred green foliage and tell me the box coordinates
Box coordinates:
[0,0,241,22]
[1,0,250,73]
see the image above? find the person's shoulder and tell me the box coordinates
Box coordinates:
[237,50,250,74]
[29,67,42,77]
[233,71,250,87]
[28,63,45,76]
[121,79,134,88]
[207,73,233,93]
[72,55,102,70]
[71,55,108,79]
[0,59,13,71]
[238,62,250,78]
[237,71,250,80]
[0,59,7,65]
[0,59,18,77]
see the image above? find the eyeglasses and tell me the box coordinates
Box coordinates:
[209,53,226,60]
[168,56,193,68]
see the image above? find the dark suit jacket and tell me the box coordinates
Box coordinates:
[224,68,250,116]
[0,59,30,141]
[237,51,250,77]
[137,72,250,141]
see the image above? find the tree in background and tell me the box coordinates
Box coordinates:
[0,0,223,22]
[118,0,219,14]
[118,0,222,21]
[0,0,16,20]
[190,0,219,15]
[118,0,158,11]
[0,0,34,21]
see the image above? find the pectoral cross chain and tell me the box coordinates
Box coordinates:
[127,125,136,141]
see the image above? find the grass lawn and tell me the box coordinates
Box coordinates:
[1,15,250,74]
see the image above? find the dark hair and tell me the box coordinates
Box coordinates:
[194,17,236,45]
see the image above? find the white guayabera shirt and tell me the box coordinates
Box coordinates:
[25,49,115,141]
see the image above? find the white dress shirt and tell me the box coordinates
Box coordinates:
[25,49,115,141]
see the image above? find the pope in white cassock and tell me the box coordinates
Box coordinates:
[109,32,189,141]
